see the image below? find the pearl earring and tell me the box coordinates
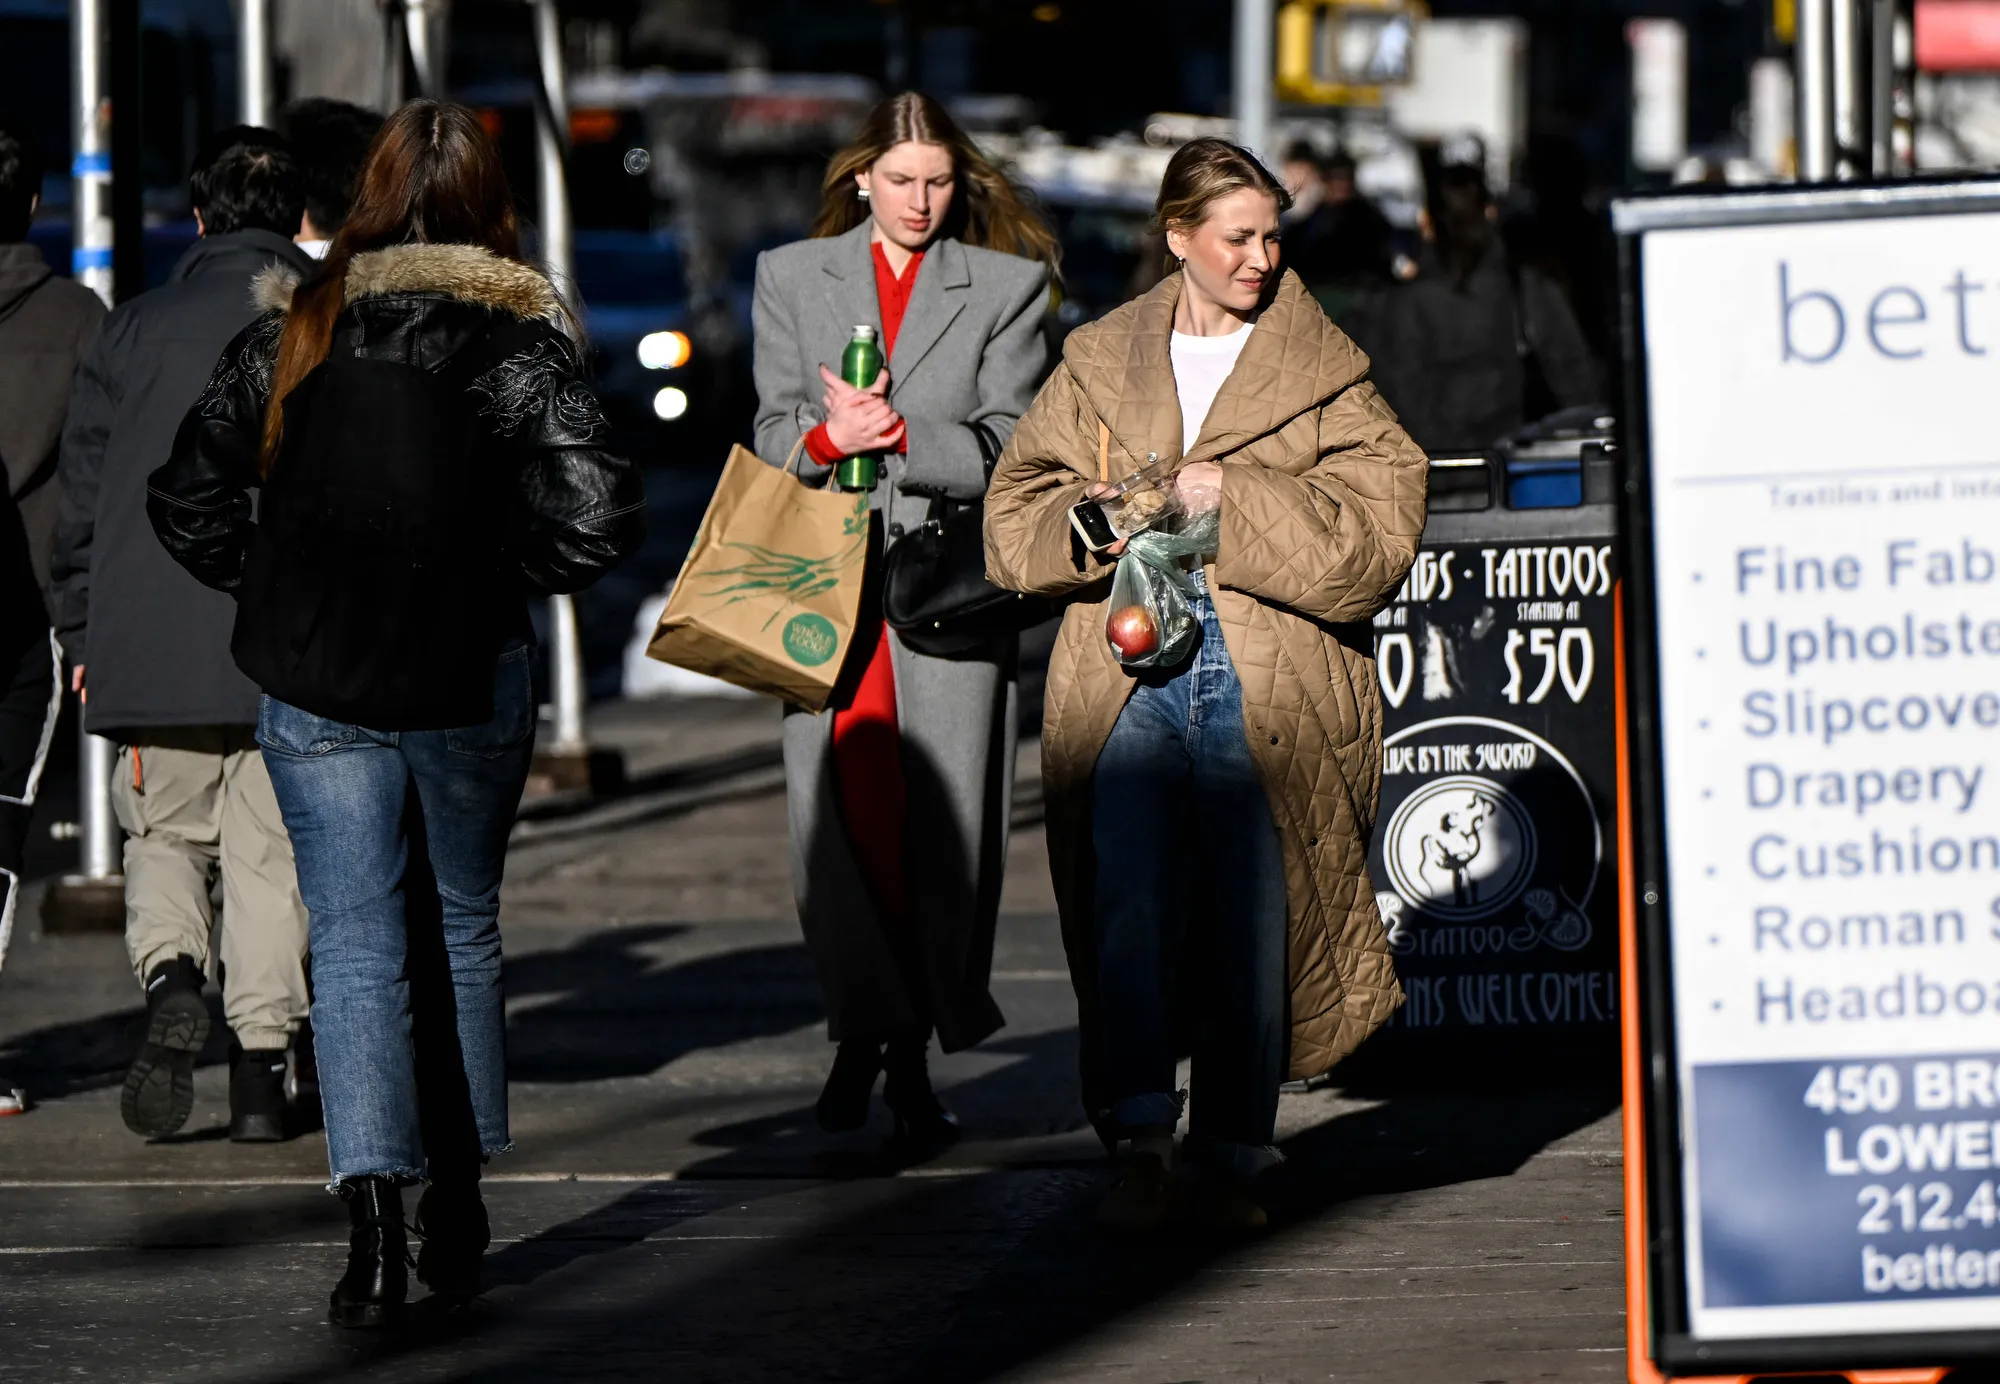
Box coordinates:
[857,187,870,200]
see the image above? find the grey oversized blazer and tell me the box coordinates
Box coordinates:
[750,219,1050,1052]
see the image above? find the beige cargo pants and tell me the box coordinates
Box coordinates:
[113,728,308,1050]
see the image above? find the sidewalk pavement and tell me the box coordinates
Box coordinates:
[0,696,1626,1383]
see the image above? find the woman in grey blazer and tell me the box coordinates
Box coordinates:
[751,91,1055,1146]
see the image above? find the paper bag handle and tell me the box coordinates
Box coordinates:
[784,430,812,477]
[1097,421,1109,484]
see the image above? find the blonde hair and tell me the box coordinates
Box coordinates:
[1152,137,1292,267]
[810,90,1061,273]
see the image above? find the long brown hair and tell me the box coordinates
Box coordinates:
[260,99,525,471]
[808,91,1060,272]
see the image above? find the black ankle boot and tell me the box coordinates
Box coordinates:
[414,1179,489,1304]
[330,1176,408,1328]
[228,1045,289,1143]
[882,1030,959,1150]
[815,1038,883,1132]
[122,957,208,1138]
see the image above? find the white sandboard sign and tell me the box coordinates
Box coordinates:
[1619,179,2000,1371]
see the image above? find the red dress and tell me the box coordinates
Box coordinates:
[799,242,922,926]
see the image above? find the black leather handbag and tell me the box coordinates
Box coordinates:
[882,496,1056,656]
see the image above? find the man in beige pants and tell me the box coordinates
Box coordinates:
[111,731,308,1137]
[49,131,316,1141]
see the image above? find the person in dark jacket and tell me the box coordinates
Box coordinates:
[0,128,97,1115]
[48,127,315,1144]
[1278,142,1398,328]
[283,98,383,259]
[0,130,106,595]
[1352,151,1601,454]
[148,99,644,1327]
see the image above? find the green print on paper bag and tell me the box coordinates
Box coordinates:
[696,535,864,628]
[782,614,839,667]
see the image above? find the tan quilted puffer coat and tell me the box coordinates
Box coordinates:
[983,269,1427,1112]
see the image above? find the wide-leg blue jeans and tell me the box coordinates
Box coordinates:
[1091,572,1288,1177]
[257,643,533,1187]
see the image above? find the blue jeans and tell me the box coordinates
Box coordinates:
[1092,573,1287,1176]
[257,643,534,1186]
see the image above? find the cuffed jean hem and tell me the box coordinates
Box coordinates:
[324,1166,425,1194]
[1181,1133,1285,1182]
[1110,1092,1185,1132]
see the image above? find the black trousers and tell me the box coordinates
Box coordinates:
[0,624,60,970]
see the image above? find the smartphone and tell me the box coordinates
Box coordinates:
[1069,498,1120,553]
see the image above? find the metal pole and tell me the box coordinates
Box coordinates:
[71,0,113,306]
[381,0,407,111]
[55,0,125,927]
[530,0,589,767]
[1232,0,1274,165]
[1830,0,1865,177]
[406,0,449,98]
[80,734,118,878]
[1869,0,1896,175]
[240,0,273,126]
[1796,0,1835,181]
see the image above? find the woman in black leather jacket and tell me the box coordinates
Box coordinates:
[146,100,643,1327]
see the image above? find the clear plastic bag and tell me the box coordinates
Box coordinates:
[1103,506,1221,670]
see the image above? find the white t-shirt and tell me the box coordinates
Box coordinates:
[1169,318,1255,452]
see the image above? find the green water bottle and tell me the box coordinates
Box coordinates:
[836,324,882,492]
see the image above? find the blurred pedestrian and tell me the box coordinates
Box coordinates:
[0,127,99,1116]
[48,128,314,1144]
[1352,143,1601,453]
[282,98,383,259]
[984,138,1425,1231]
[148,99,643,1326]
[1277,141,1396,326]
[752,91,1055,1148]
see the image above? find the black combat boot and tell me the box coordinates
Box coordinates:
[121,957,208,1138]
[228,1044,289,1143]
[329,1176,408,1328]
[882,1028,959,1150]
[414,1176,490,1305]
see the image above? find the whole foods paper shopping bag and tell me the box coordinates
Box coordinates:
[646,443,870,709]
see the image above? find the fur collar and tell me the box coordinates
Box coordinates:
[250,243,570,330]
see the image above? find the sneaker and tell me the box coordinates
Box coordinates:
[229,1045,290,1142]
[1093,1150,1177,1233]
[0,1088,26,1116]
[121,956,209,1138]
[1190,1170,1269,1233]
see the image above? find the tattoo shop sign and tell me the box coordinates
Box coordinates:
[1368,532,1619,1033]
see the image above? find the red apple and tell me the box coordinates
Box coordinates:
[1106,604,1159,658]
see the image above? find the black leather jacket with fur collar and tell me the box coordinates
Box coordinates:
[143,242,645,727]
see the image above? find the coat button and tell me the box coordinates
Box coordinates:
[1269,734,1279,745]
[888,522,905,539]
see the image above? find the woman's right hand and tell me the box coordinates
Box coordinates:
[818,364,906,456]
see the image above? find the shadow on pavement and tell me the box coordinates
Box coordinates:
[501,924,824,1082]
[226,1072,1613,1384]
[0,989,231,1100]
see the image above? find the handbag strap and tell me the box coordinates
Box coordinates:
[1097,420,1110,484]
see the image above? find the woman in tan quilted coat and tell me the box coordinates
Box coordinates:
[983,139,1427,1231]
